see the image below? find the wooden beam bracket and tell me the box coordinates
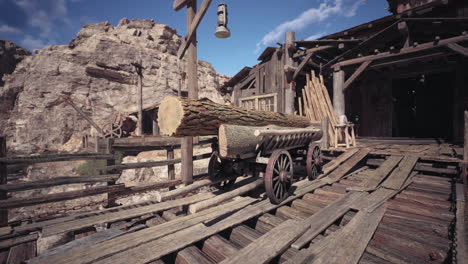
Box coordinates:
[342,60,372,91]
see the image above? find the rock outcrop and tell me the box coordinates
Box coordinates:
[0,40,31,86]
[0,19,230,154]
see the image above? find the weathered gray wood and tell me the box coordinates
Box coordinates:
[220,219,303,264]
[0,226,12,237]
[447,43,468,57]
[6,240,36,264]
[0,153,114,165]
[155,175,237,202]
[380,156,418,190]
[0,184,126,209]
[284,31,296,115]
[167,148,175,181]
[352,172,417,212]
[342,60,372,91]
[35,197,254,264]
[173,0,191,11]
[28,227,129,264]
[0,137,7,226]
[41,192,215,237]
[188,178,263,214]
[319,149,359,177]
[332,69,345,118]
[320,117,329,149]
[62,96,104,135]
[291,191,367,249]
[293,52,314,81]
[101,152,211,172]
[177,0,212,59]
[311,205,386,264]
[323,148,371,184]
[219,124,321,159]
[0,233,38,250]
[348,156,402,191]
[0,175,120,192]
[289,205,386,264]
[456,183,467,264]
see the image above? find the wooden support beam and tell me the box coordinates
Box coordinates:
[0,137,6,226]
[333,69,345,118]
[284,31,296,114]
[465,111,468,163]
[177,0,213,59]
[455,183,466,264]
[342,60,371,92]
[293,52,314,80]
[173,0,191,11]
[62,97,104,135]
[447,43,468,57]
[293,45,333,59]
[335,34,468,68]
[323,21,399,70]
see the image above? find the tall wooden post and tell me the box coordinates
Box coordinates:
[284,31,296,114]
[136,61,144,136]
[105,138,118,207]
[321,117,329,149]
[333,66,345,119]
[181,0,198,184]
[0,137,8,226]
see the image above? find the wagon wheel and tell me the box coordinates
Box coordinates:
[306,143,322,180]
[208,151,237,190]
[102,123,123,138]
[265,150,293,204]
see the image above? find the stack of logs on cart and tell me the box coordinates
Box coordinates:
[157,96,324,204]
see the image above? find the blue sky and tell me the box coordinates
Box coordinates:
[0,0,390,76]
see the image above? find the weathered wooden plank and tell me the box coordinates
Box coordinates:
[289,205,386,264]
[348,156,402,191]
[0,233,38,250]
[342,60,372,91]
[291,191,367,249]
[188,178,263,214]
[101,152,211,172]
[0,153,113,165]
[220,219,303,264]
[35,198,254,264]
[28,226,143,264]
[41,192,215,237]
[319,149,360,177]
[156,175,237,202]
[380,156,418,190]
[0,226,12,237]
[447,43,468,57]
[173,0,191,11]
[175,245,215,264]
[6,240,36,263]
[0,184,125,209]
[323,148,371,184]
[201,235,239,262]
[0,174,120,192]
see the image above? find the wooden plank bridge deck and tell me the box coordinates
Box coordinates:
[0,142,465,264]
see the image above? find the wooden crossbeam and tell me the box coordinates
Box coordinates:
[177,0,213,59]
[335,34,468,67]
[173,0,191,11]
[293,52,314,80]
[322,20,400,70]
[293,45,333,59]
[342,60,372,91]
[447,43,468,57]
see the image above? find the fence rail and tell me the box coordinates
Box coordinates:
[0,136,213,226]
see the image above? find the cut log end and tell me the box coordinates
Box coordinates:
[157,96,184,136]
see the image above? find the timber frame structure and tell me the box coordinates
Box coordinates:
[223,0,468,141]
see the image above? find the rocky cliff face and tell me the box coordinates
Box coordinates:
[0,18,230,154]
[0,40,31,86]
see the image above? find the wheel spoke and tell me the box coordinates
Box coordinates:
[274,168,280,175]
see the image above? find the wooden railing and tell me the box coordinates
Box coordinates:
[0,136,214,227]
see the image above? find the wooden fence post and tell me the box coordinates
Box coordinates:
[321,117,329,149]
[94,136,100,153]
[167,147,175,190]
[105,138,118,208]
[0,137,8,226]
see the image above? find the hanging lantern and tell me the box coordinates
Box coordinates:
[215,3,231,38]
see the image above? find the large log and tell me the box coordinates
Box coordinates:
[157,96,312,136]
[219,124,322,159]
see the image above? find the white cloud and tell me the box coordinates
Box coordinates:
[0,25,21,34]
[255,0,365,53]
[20,35,47,50]
[305,31,327,41]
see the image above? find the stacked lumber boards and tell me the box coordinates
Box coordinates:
[298,71,339,144]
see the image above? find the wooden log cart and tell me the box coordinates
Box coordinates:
[158,96,324,204]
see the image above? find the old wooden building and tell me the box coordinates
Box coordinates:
[223,0,468,141]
